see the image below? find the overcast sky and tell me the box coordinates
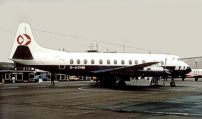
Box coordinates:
[1,0,202,62]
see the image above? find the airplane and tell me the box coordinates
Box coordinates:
[186,69,202,81]
[9,23,191,87]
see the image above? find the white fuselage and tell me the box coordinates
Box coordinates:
[11,47,190,77]
[10,23,191,80]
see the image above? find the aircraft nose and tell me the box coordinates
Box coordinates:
[186,66,192,73]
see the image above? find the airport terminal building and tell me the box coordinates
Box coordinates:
[0,62,90,83]
[0,62,63,83]
[0,62,43,83]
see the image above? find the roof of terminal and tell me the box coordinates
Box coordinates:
[0,62,14,70]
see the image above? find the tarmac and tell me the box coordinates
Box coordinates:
[1,78,202,119]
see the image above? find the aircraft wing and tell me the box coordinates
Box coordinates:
[91,62,159,74]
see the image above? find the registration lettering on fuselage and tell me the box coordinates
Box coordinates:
[69,66,85,69]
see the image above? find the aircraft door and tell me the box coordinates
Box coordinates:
[59,58,66,70]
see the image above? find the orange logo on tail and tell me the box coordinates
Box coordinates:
[17,34,31,45]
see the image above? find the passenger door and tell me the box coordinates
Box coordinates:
[59,58,66,70]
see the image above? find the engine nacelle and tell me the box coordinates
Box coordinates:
[143,66,164,71]
[134,66,171,77]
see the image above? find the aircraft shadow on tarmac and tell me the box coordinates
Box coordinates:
[89,83,187,91]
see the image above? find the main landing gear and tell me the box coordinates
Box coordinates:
[149,76,176,87]
[170,77,176,87]
[149,77,160,86]
[195,77,198,81]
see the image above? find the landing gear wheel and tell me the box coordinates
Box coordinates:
[195,77,198,81]
[118,81,126,87]
[170,82,175,87]
[182,77,185,81]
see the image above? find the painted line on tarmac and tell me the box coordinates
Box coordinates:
[78,87,132,92]
[144,111,202,116]
[78,87,159,93]
[0,87,21,89]
[0,86,47,89]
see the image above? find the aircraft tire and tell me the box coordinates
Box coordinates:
[170,82,175,87]
[195,77,198,81]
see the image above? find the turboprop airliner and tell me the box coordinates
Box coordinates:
[186,69,202,81]
[9,23,191,86]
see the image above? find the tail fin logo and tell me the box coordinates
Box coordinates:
[17,34,31,45]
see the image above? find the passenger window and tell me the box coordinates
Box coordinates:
[142,60,145,63]
[91,59,95,64]
[129,60,132,65]
[107,60,110,65]
[114,60,117,65]
[135,60,138,65]
[84,59,87,64]
[77,59,80,64]
[99,59,103,64]
[70,59,74,64]
[121,60,125,65]
[161,60,164,65]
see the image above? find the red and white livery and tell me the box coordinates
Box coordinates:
[186,69,202,81]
